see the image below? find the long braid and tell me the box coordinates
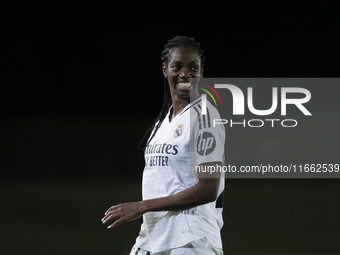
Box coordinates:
[139,35,205,150]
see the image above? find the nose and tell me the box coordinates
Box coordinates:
[179,67,191,78]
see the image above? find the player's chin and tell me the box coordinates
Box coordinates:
[176,91,191,100]
[176,85,192,97]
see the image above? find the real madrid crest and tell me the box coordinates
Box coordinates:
[173,124,183,137]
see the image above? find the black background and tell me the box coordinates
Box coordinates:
[1,3,340,255]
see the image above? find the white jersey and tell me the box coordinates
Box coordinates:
[136,97,225,253]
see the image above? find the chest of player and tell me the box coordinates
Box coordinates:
[144,115,191,167]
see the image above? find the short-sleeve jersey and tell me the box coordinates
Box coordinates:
[136,97,226,253]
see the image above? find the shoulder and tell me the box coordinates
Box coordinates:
[190,98,222,129]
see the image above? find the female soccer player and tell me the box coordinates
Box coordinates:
[102,36,225,254]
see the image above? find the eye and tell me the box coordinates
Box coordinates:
[191,66,199,71]
[171,65,181,70]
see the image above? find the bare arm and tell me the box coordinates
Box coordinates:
[102,162,221,229]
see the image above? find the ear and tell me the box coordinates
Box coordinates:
[162,63,168,78]
[200,64,204,78]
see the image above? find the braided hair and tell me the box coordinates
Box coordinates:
[139,35,205,149]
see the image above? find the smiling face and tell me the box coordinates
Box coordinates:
[162,46,203,101]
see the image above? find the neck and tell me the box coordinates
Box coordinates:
[171,97,189,117]
[170,91,200,118]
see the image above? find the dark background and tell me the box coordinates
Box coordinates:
[1,4,340,254]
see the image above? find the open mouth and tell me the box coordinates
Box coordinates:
[177,82,191,89]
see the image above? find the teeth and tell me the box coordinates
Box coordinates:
[177,82,191,88]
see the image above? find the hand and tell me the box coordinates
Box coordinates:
[101,201,144,229]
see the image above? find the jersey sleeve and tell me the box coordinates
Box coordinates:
[191,103,225,165]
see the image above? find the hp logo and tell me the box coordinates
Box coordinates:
[197,132,216,156]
